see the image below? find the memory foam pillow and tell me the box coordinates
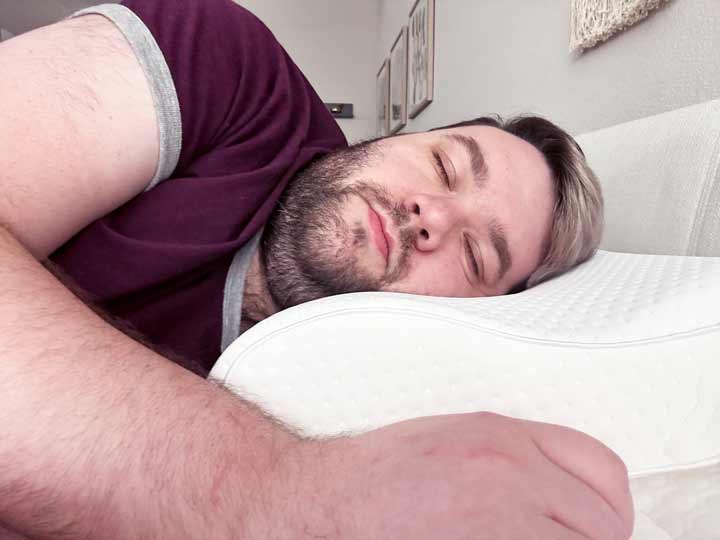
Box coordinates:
[210,250,720,539]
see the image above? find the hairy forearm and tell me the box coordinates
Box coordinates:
[0,227,300,539]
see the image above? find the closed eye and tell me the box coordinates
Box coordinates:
[432,150,451,189]
[464,235,481,278]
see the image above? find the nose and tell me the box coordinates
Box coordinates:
[405,193,463,252]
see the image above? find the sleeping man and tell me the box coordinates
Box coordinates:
[0,1,633,539]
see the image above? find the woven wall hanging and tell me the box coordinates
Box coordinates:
[570,0,673,52]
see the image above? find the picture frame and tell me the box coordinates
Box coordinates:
[407,0,435,119]
[0,28,15,42]
[375,59,390,137]
[388,26,408,134]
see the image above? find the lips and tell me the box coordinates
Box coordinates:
[367,205,392,265]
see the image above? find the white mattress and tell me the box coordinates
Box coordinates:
[211,250,720,539]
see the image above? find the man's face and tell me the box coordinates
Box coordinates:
[263,125,556,310]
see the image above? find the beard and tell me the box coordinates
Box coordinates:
[261,141,414,311]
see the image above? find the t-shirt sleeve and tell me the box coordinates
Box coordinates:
[73,0,335,190]
[71,3,180,190]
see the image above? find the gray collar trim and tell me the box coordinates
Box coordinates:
[221,230,264,352]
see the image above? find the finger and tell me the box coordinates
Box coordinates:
[520,419,634,537]
[539,457,629,540]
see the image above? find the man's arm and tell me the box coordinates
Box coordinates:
[0,225,302,537]
[0,15,157,257]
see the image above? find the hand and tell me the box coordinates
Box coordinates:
[286,412,633,540]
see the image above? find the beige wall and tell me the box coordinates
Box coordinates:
[378,0,720,136]
[0,27,14,41]
[0,0,117,34]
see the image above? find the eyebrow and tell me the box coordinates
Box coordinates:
[443,134,512,281]
[444,134,489,189]
[489,220,512,281]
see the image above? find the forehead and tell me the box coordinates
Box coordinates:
[377,125,553,195]
[428,125,551,182]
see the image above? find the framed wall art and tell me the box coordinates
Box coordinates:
[408,0,435,119]
[388,26,408,134]
[0,28,15,42]
[376,59,390,137]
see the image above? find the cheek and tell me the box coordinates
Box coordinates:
[386,252,472,297]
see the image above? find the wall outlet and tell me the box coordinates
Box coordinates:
[325,103,354,119]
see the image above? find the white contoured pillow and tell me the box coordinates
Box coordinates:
[211,250,720,539]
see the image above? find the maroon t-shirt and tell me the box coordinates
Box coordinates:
[50,0,347,375]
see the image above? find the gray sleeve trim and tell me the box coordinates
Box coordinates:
[71,4,182,190]
[221,231,264,352]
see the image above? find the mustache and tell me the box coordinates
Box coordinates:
[343,182,410,228]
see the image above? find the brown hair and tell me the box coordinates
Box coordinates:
[433,115,604,289]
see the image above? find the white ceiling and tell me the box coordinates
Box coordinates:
[0,0,119,34]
